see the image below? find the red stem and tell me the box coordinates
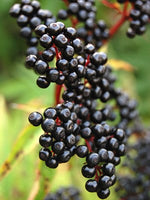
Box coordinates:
[109,16,126,38]
[55,85,63,105]
[109,1,129,38]
[85,140,92,153]
[95,169,99,181]
[101,0,122,14]
[70,17,79,28]
[62,0,69,6]
[53,44,60,61]
[85,54,90,67]
[95,166,103,181]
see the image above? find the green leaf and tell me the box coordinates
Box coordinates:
[0,125,41,181]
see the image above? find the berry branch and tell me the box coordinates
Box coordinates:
[108,1,129,38]
[101,0,122,14]
[62,0,69,6]
[85,140,93,153]
[55,85,63,105]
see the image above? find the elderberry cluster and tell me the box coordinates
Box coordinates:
[116,130,150,200]
[44,186,81,200]
[9,0,56,56]
[25,22,84,88]
[10,0,138,199]
[57,0,109,49]
[117,0,150,38]
[29,102,80,168]
[29,101,127,199]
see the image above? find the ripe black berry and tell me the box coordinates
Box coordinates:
[97,188,110,199]
[39,134,52,147]
[35,60,48,74]
[40,34,53,48]
[76,145,88,158]
[28,111,43,126]
[39,148,51,161]
[9,4,21,17]
[54,34,68,48]
[86,152,100,167]
[46,157,58,168]
[81,165,96,178]
[26,55,37,68]
[52,141,65,154]
[36,76,50,88]
[85,180,98,192]
[103,163,115,176]
[44,107,57,119]
[41,118,56,133]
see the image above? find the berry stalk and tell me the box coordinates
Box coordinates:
[109,1,129,38]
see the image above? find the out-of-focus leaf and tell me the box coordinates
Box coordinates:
[99,44,108,53]
[0,95,9,135]
[0,125,41,181]
[108,59,134,71]
[34,162,57,200]
[109,29,150,121]
[27,165,41,200]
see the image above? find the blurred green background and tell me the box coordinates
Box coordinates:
[0,0,150,200]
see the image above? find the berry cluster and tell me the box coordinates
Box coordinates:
[115,130,150,200]
[9,0,56,56]
[57,0,109,49]
[29,101,126,199]
[10,0,138,199]
[44,186,81,200]
[116,0,150,38]
[127,0,150,38]
[25,22,83,88]
[29,102,80,168]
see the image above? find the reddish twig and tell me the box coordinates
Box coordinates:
[85,54,90,67]
[101,0,122,14]
[108,1,129,39]
[95,166,103,181]
[70,17,79,28]
[55,85,63,105]
[53,44,61,61]
[95,169,99,181]
[62,0,69,6]
[85,140,92,153]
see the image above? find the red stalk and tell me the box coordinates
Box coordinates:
[62,0,69,6]
[70,17,79,28]
[53,44,60,61]
[85,54,90,67]
[108,1,129,39]
[85,140,92,153]
[55,85,63,105]
[101,0,122,14]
